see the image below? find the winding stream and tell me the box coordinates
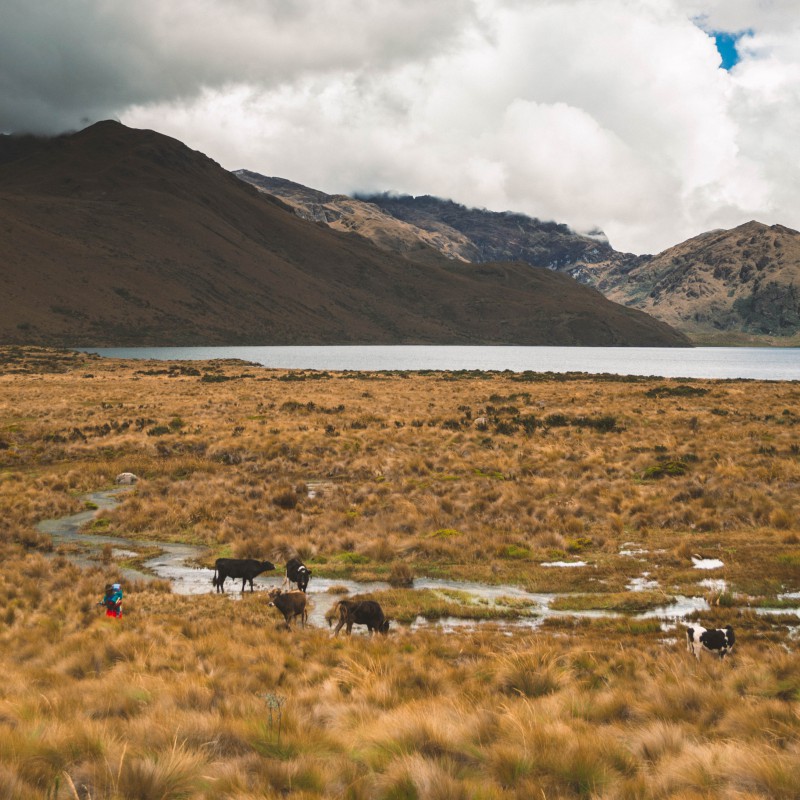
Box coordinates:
[37,489,788,632]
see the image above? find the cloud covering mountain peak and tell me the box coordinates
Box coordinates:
[3,0,799,253]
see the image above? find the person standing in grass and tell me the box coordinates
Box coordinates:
[100,582,123,618]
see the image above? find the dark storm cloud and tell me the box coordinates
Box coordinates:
[0,0,475,133]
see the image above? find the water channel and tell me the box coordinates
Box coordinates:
[36,489,798,634]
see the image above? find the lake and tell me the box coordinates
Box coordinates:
[80,345,800,380]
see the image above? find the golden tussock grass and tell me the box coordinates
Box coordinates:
[1,349,800,797]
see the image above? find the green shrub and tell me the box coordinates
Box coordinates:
[645,385,708,398]
[335,552,369,565]
[640,460,688,479]
[566,537,592,553]
[146,425,171,436]
[429,528,462,538]
[500,544,530,559]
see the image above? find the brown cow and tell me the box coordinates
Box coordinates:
[331,598,390,636]
[267,588,308,629]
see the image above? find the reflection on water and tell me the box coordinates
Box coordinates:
[39,490,800,632]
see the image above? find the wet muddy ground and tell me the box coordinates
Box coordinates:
[38,489,799,634]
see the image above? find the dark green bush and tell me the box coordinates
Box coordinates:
[645,385,708,398]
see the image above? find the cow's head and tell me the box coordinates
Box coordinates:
[262,560,276,572]
[379,619,390,635]
[267,587,282,606]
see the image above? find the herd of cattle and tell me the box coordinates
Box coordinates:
[210,557,735,654]
[211,556,390,636]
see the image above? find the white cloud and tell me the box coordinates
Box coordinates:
[5,0,800,253]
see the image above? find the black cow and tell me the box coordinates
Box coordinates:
[267,588,308,629]
[283,557,312,593]
[686,624,735,660]
[331,598,390,636]
[212,558,275,593]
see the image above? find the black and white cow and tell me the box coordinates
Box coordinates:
[686,624,735,660]
[212,558,276,593]
[283,557,312,593]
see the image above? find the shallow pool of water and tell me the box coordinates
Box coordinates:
[45,489,793,631]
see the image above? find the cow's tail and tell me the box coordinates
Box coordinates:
[212,569,218,588]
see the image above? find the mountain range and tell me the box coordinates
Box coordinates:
[0,121,688,347]
[237,173,800,345]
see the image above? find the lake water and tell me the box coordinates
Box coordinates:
[80,345,800,380]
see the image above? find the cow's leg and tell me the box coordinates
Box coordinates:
[333,612,345,636]
[346,620,354,635]
[218,575,226,593]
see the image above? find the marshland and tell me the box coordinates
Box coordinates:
[1,346,798,799]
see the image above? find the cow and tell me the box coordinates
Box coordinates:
[267,588,308,629]
[686,624,735,660]
[331,598,390,636]
[283,557,312,593]
[212,558,276,593]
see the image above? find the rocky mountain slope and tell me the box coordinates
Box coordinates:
[0,122,688,347]
[236,172,634,279]
[238,173,800,344]
[597,221,800,343]
[233,172,478,264]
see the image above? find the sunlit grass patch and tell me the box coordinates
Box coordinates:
[549,591,675,613]
[323,588,535,625]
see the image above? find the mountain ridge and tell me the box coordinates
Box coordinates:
[0,121,689,347]
[237,172,800,344]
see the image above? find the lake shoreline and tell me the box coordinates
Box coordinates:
[78,344,800,380]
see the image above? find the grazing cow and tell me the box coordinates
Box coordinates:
[212,558,275,593]
[268,588,308,629]
[283,557,312,593]
[331,598,390,636]
[686,624,735,660]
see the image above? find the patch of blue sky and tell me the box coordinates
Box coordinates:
[710,30,753,71]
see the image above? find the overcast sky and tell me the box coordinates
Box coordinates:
[3,0,798,253]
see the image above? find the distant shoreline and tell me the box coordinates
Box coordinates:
[75,344,800,381]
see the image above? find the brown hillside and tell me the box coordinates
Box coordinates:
[0,122,688,347]
[597,221,800,343]
[234,172,478,264]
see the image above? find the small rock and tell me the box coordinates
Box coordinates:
[115,472,139,485]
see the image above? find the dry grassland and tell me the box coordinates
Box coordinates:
[0,346,798,799]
